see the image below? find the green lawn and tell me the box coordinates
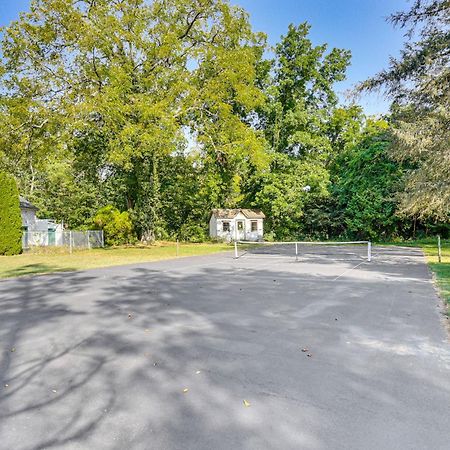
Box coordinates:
[0,242,231,279]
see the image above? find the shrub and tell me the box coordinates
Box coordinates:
[92,205,135,246]
[0,172,22,255]
[178,222,208,243]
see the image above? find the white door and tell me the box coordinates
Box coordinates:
[236,220,245,240]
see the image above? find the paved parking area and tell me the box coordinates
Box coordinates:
[1,246,449,449]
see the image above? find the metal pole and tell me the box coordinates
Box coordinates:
[176,239,179,257]
[438,235,442,263]
[367,241,372,262]
[295,242,298,261]
[69,230,73,254]
[87,231,91,250]
[234,241,238,259]
[101,230,104,248]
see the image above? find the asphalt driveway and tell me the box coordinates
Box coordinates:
[0,246,449,449]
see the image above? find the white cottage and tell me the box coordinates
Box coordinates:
[209,209,265,242]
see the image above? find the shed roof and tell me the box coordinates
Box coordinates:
[19,196,38,210]
[211,208,265,219]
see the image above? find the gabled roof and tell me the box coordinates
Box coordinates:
[19,196,38,210]
[211,208,265,219]
[240,209,266,219]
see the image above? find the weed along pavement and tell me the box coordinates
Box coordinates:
[0,246,449,449]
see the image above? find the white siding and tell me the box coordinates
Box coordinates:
[209,216,217,238]
[209,212,264,242]
[215,218,236,242]
[244,218,263,241]
[21,207,37,229]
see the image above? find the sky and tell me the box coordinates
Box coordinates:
[233,0,410,114]
[0,0,410,114]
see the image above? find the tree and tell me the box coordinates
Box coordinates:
[0,172,22,255]
[0,0,268,240]
[244,23,363,239]
[331,123,406,240]
[244,153,330,239]
[260,23,352,160]
[360,0,450,220]
[92,205,134,246]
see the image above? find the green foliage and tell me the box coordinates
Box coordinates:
[28,158,102,229]
[245,154,330,239]
[1,0,447,242]
[178,223,208,243]
[261,22,352,160]
[360,0,450,220]
[92,206,135,246]
[244,23,369,240]
[332,131,405,240]
[0,0,269,240]
[0,172,22,255]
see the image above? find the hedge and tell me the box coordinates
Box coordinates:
[0,172,22,255]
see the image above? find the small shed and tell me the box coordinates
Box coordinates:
[209,209,265,242]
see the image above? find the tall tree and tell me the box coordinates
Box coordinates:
[245,23,362,239]
[331,121,406,240]
[0,0,268,239]
[261,23,352,160]
[360,0,450,220]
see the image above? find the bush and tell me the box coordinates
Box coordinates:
[92,205,135,246]
[178,222,208,243]
[0,172,22,255]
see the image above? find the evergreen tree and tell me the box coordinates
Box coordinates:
[0,172,22,255]
[361,0,450,219]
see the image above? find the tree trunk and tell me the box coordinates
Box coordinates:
[136,154,161,243]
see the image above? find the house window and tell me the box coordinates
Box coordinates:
[222,222,230,232]
[237,221,244,231]
[251,221,258,232]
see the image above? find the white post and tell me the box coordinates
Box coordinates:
[69,230,73,254]
[438,235,442,263]
[295,242,298,261]
[367,241,372,262]
[101,230,104,248]
[234,241,238,259]
[87,231,91,250]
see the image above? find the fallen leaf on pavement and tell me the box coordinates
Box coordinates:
[243,399,250,407]
[183,388,189,393]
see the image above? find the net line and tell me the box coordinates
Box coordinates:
[234,240,372,262]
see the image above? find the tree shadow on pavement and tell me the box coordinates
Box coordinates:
[0,254,449,449]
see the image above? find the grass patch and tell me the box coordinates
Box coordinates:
[0,242,231,279]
